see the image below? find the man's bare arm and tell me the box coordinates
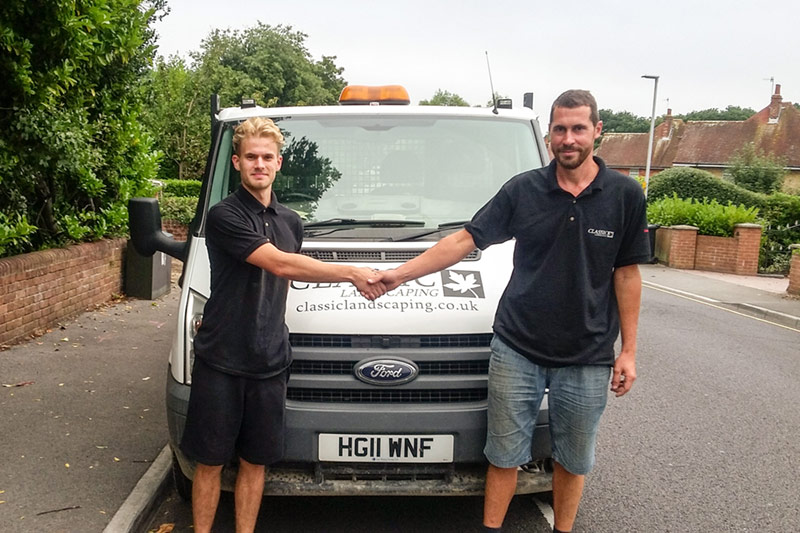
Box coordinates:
[378,229,477,291]
[246,242,385,300]
[611,263,642,397]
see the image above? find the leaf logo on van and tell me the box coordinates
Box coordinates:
[441,270,485,299]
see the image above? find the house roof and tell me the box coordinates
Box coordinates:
[596,85,800,170]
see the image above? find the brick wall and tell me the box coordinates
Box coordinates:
[696,235,738,273]
[0,239,126,347]
[732,224,761,275]
[655,225,697,269]
[656,224,761,275]
[162,220,188,241]
[788,247,800,296]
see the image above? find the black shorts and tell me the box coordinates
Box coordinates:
[180,358,289,466]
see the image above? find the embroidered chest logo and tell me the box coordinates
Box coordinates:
[588,228,615,239]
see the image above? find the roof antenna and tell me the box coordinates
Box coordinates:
[485,51,498,115]
[763,76,775,95]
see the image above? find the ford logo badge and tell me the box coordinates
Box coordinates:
[354,357,419,386]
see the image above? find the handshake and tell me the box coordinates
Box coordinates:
[342,228,473,301]
[351,267,401,301]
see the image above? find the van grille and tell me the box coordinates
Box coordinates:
[287,333,491,405]
[290,360,489,376]
[289,333,492,349]
[286,389,487,403]
[300,249,480,262]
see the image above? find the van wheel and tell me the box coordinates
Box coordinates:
[172,452,192,502]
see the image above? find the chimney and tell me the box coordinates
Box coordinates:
[769,84,782,122]
[659,108,674,139]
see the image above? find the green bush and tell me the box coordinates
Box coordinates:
[647,194,759,237]
[160,196,197,225]
[648,167,765,208]
[0,213,37,257]
[647,167,799,273]
[759,193,800,272]
[162,179,202,197]
[727,143,785,194]
[0,0,164,258]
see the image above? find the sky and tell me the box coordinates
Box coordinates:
[151,0,800,125]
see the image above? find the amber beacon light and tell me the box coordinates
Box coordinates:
[338,85,411,105]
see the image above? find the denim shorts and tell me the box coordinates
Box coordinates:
[484,335,611,475]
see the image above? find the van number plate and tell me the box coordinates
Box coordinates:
[318,433,454,463]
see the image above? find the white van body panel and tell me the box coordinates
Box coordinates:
[286,241,515,335]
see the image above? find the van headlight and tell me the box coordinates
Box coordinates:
[184,289,207,384]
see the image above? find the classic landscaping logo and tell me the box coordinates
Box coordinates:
[588,228,615,239]
[291,269,486,314]
[440,270,485,299]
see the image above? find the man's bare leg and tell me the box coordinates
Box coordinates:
[234,457,265,533]
[483,464,518,528]
[552,461,585,532]
[192,463,223,533]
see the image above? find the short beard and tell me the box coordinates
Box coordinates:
[555,146,592,170]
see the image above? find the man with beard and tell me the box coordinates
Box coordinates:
[373,90,650,532]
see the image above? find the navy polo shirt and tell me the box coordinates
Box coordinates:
[465,157,650,367]
[193,187,303,378]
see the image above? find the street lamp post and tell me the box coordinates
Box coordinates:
[642,74,659,198]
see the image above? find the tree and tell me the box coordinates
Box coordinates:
[678,106,756,121]
[139,57,208,181]
[140,24,347,182]
[0,0,164,256]
[191,24,346,109]
[597,105,758,137]
[419,89,470,107]
[726,143,785,194]
[598,109,651,133]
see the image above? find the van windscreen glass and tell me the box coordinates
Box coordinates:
[212,115,543,233]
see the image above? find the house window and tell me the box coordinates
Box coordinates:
[629,169,640,177]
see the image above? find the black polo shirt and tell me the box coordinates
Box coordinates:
[465,157,650,367]
[193,187,303,378]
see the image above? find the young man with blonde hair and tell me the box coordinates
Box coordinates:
[375,90,649,532]
[181,117,385,532]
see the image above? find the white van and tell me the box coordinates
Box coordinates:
[129,85,553,499]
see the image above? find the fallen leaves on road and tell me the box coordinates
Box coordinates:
[151,524,175,533]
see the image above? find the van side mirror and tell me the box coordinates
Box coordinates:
[128,197,188,262]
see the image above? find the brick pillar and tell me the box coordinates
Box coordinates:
[788,245,800,296]
[658,225,698,269]
[733,223,762,275]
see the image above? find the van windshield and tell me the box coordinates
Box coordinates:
[212,115,543,234]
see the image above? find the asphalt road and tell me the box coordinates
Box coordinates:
[145,285,800,532]
[0,292,178,533]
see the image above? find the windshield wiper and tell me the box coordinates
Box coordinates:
[304,218,426,237]
[390,221,468,242]
[304,218,425,229]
